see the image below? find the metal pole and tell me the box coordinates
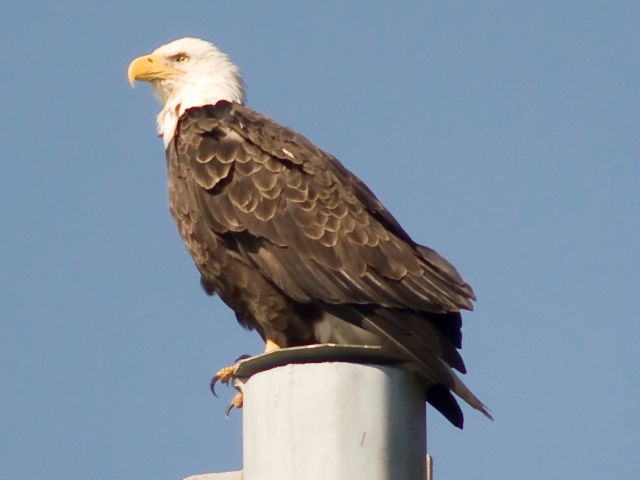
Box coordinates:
[238,346,427,480]
[184,345,428,480]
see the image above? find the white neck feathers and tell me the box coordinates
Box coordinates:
[149,38,245,147]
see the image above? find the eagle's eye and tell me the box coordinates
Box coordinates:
[171,54,190,63]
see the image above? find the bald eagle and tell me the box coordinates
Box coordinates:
[128,37,490,428]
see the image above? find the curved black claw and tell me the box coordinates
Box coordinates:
[225,400,235,418]
[210,375,220,397]
[233,353,252,363]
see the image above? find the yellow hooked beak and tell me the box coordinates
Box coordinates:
[127,54,179,86]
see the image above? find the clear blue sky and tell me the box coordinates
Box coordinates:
[1,1,638,479]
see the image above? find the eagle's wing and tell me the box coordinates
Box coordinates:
[174,102,474,309]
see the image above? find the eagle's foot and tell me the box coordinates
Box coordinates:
[210,353,254,417]
[211,341,282,416]
[210,364,239,397]
[225,390,244,417]
[211,362,244,417]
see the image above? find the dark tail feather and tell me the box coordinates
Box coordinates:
[427,384,464,429]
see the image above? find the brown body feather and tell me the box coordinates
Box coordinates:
[166,100,489,428]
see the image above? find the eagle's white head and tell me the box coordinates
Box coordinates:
[128,37,245,147]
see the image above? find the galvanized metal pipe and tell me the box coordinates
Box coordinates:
[183,346,429,480]
[239,360,426,480]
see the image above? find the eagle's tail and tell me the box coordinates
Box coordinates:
[450,368,493,421]
[356,306,492,429]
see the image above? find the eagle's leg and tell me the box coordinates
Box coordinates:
[213,339,283,415]
[263,338,281,354]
